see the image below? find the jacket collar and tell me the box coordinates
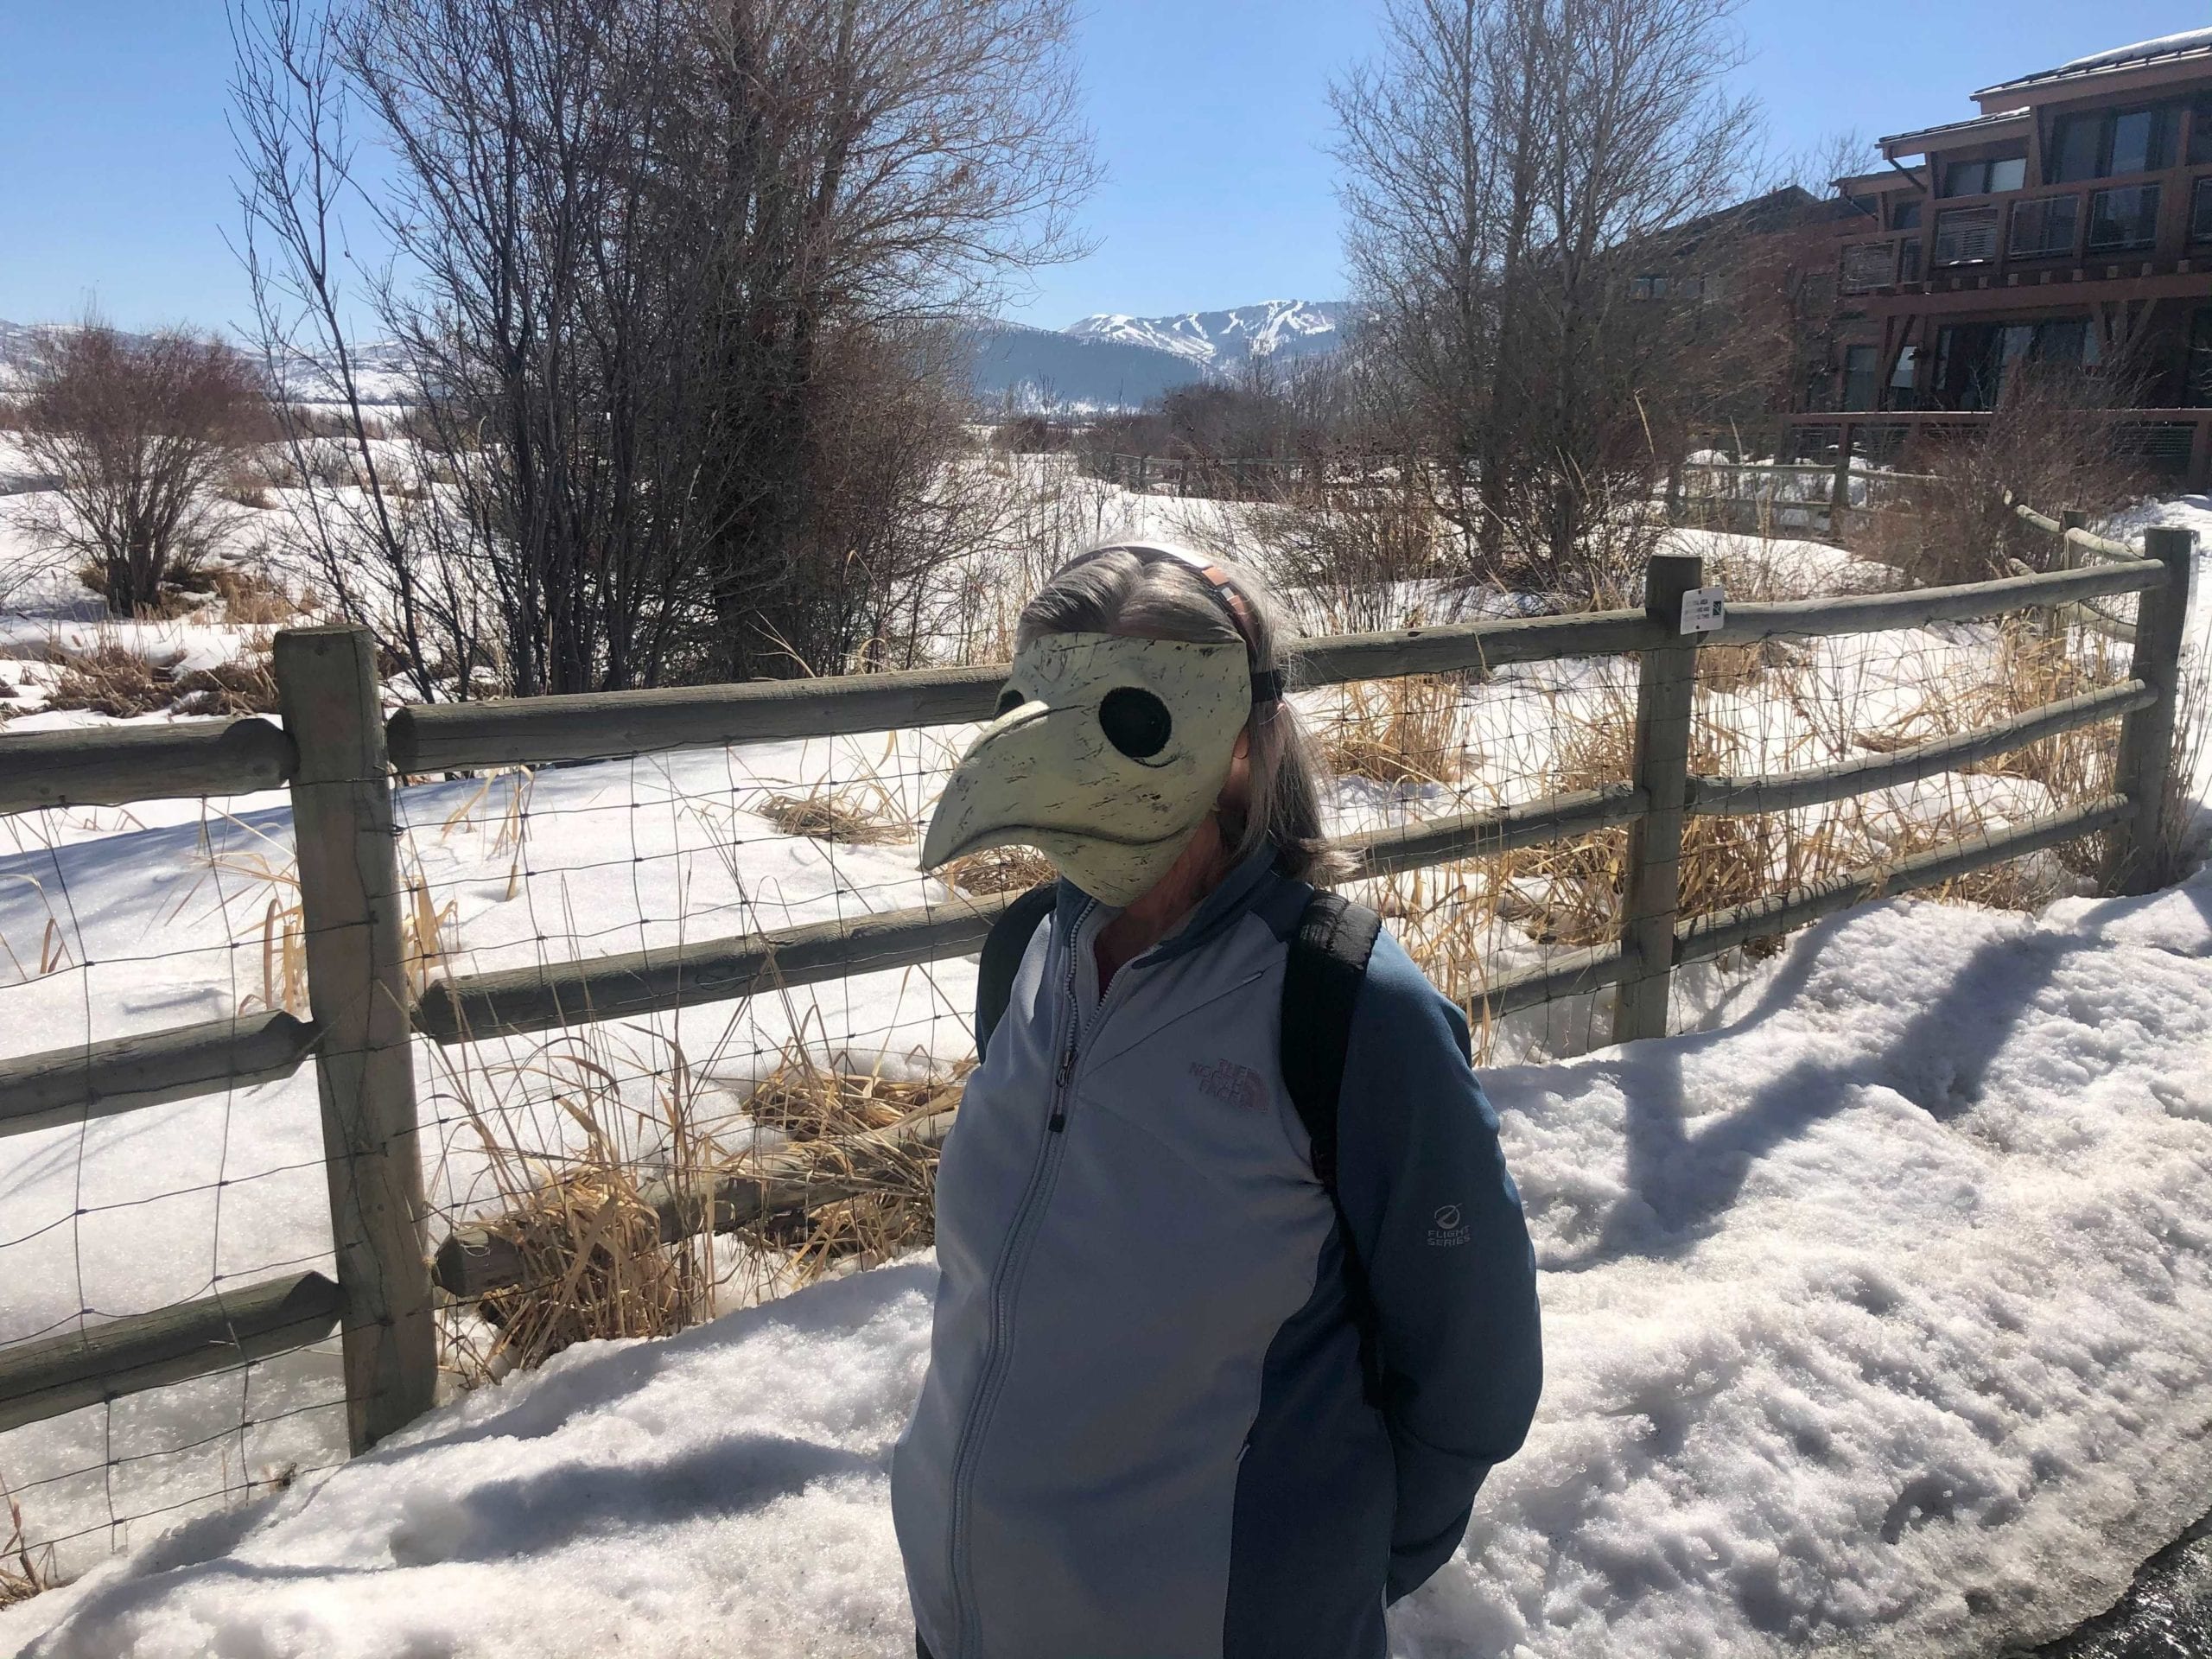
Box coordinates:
[1054,841,1283,968]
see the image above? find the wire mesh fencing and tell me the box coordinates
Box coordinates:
[0,792,350,1586]
[0,503,2187,1594]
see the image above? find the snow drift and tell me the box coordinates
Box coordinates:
[10,856,2211,1659]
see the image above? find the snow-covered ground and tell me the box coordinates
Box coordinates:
[6,851,2210,1658]
[2,467,2209,1655]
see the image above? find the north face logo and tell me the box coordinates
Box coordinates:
[1190,1058,1266,1110]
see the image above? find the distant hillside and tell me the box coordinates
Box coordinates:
[964,321,1207,412]
[967,299,1354,411]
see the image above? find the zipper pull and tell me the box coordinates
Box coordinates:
[1050,1039,1076,1131]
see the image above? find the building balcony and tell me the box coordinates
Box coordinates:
[1832,170,2212,312]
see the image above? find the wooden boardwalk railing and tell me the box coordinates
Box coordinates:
[0,517,2195,1451]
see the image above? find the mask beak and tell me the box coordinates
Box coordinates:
[920,698,1059,873]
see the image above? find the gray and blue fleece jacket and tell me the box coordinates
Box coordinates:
[891,849,1542,1659]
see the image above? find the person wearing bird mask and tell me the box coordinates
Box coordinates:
[893,543,1541,1659]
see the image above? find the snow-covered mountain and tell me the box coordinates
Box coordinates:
[968,299,1355,410]
[1065,300,1354,373]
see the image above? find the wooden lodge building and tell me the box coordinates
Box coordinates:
[1782,28,2212,486]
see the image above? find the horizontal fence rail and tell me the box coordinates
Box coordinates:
[435,1109,961,1299]
[0,1272,344,1436]
[1687,682,2155,817]
[1676,796,2133,964]
[0,1013,320,1141]
[0,717,296,814]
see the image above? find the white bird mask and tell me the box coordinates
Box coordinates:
[920,630,1261,907]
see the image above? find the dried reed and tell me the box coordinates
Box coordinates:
[1322,676,1468,785]
[758,781,912,845]
[0,1487,57,1610]
[938,843,1056,896]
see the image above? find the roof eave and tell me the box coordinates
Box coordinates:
[1878,111,2031,160]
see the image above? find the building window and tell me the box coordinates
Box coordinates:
[1932,206,2001,265]
[1890,344,1921,408]
[1630,274,1666,300]
[1891,198,1923,231]
[2052,106,2173,182]
[2087,184,2161,252]
[1842,345,1879,411]
[2193,176,2212,242]
[1936,320,2098,410]
[1839,242,1897,292]
[2192,97,2212,166]
[2009,195,2080,257]
[1899,238,1923,283]
[1942,154,2027,196]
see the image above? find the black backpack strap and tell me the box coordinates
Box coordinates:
[1280,891,1383,1196]
[975,883,1059,1064]
[1282,890,1386,1404]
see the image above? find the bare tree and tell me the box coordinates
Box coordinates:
[232,0,1096,697]
[1334,0,1759,595]
[14,323,270,616]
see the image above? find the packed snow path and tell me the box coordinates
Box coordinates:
[7,857,2210,1658]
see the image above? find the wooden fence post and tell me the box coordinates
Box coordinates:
[2107,525,2196,895]
[274,626,436,1452]
[1612,552,1706,1046]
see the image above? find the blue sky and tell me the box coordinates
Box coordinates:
[0,2,2202,334]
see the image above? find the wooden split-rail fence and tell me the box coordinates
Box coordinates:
[0,526,2195,1462]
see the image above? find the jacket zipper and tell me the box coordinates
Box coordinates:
[946,898,1092,1659]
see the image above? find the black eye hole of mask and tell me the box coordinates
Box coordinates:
[1098,685,1173,759]
[995,685,1025,717]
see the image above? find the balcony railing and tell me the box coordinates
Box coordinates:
[1833,168,2212,295]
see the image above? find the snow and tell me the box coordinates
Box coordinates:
[1065,299,1354,371]
[1,468,2209,1655]
[2050,28,2212,78]
[8,855,2212,1658]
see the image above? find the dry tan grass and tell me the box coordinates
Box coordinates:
[730,1052,962,1287]
[42,643,180,717]
[171,652,281,717]
[938,842,1056,896]
[1322,676,1468,785]
[206,564,318,625]
[444,1040,720,1377]
[1376,617,2135,1031]
[0,1487,58,1611]
[1697,637,1808,696]
[758,781,912,844]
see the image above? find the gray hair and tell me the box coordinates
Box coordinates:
[1017,544,1351,887]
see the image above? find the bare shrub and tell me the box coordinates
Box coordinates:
[1228,488,1442,633]
[1333,0,1765,592]
[15,323,270,614]
[235,0,1097,695]
[1853,366,2152,583]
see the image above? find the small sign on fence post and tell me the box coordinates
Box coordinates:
[1680,586,1726,635]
